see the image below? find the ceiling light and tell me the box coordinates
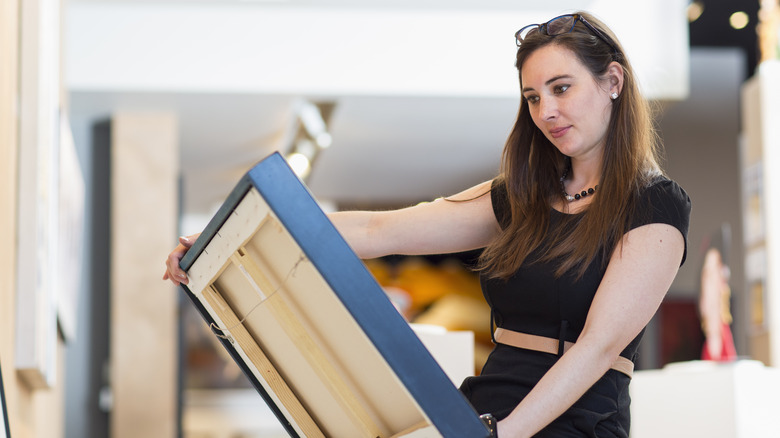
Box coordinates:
[316,132,333,148]
[298,101,327,140]
[729,11,749,30]
[687,1,704,22]
[287,152,311,179]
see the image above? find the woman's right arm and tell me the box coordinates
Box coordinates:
[163,179,500,286]
[330,180,500,259]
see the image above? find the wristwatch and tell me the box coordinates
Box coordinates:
[479,413,498,437]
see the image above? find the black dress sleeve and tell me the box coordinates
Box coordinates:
[490,178,511,230]
[631,178,692,266]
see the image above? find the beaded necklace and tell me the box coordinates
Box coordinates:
[560,170,598,202]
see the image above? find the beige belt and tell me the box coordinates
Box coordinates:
[494,327,634,378]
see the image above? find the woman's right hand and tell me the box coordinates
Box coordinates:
[162,233,201,286]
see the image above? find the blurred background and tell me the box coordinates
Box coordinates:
[2,0,780,437]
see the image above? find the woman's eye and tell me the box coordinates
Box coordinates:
[525,95,540,104]
[554,84,570,94]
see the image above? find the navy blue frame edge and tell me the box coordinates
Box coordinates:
[180,152,490,438]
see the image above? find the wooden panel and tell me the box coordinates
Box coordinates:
[32,339,66,438]
[0,0,19,434]
[757,62,780,367]
[110,112,178,438]
[0,0,20,343]
[741,62,780,366]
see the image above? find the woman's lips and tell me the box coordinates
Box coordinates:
[550,126,570,139]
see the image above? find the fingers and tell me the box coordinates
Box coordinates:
[163,233,202,286]
[163,235,197,286]
[162,268,184,285]
[167,250,189,285]
[179,232,200,248]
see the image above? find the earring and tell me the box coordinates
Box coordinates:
[610,92,619,100]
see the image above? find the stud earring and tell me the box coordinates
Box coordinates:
[610,92,619,100]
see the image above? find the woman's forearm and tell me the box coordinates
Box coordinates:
[328,210,382,259]
[328,185,498,260]
[498,342,616,437]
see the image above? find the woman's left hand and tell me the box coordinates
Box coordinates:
[162,233,200,286]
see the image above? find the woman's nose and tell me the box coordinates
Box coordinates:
[540,98,558,120]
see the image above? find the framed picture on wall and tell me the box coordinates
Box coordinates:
[56,112,85,342]
[14,0,62,389]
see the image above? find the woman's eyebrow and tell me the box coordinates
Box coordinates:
[521,74,573,94]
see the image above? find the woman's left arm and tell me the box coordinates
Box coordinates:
[497,223,685,438]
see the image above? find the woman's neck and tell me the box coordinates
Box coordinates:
[565,159,601,194]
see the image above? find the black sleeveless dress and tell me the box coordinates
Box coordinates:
[459,177,691,437]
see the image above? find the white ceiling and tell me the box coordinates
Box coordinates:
[68,91,519,215]
[67,0,691,219]
[75,0,585,11]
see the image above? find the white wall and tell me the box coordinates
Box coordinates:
[67,0,689,100]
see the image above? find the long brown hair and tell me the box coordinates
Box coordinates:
[479,12,663,280]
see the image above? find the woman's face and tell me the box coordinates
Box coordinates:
[520,44,614,162]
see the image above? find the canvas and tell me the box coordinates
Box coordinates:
[180,152,490,438]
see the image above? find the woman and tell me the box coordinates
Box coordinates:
[700,244,737,362]
[165,11,690,437]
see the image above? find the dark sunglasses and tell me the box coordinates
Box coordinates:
[515,13,617,55]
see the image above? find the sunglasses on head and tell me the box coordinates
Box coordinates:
[515,13,617,55]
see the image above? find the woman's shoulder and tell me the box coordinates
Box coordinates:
[633,175,692,263]
[639,176,691,214]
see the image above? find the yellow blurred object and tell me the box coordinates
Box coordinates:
[438,259,483,298]
[393,257,453,312]
[413,293,491,343]
[363,255,497,374]
[363,258,393,286]
[758,0,780,62]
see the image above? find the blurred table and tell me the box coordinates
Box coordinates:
[630,360,780,437]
